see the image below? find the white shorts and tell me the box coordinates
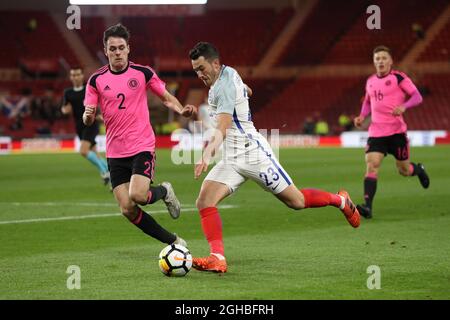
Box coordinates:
[205,155,293,194]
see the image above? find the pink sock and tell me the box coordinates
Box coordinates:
[409,164,415,176]
[146,190,153,204]
[199,207,224,256]
[300,188,342,208]
[365,172,378,180]
[131,207,143,225]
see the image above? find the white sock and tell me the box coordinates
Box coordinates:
[339,195,345,210]
[211,253,225,260]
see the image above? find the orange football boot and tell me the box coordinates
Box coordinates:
[338,190,360,228]
[192,254,227,273]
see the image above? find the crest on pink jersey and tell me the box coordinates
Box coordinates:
[385,80,391,86]
[128,78,140,90]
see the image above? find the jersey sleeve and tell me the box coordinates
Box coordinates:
[147,69,166,97]
[399,75,419,96]
[360,92,371,117]
[84,76,99,107]
[216,80,236,115]
[360,79,371,117]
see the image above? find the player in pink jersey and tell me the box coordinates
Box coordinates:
[354,46,430,219]
[83,24,195,246]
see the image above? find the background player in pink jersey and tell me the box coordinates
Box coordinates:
[83,24,195,246]
[354,46,430,219]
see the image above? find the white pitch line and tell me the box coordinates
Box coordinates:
[1,202,118,207]
[0,204,237,225]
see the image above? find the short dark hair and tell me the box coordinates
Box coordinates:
[70,66,83,72]
[189,42,220,61]
[103,23,130,47]
[373,45,391,56]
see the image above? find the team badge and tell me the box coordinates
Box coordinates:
[385,80,391,86]
[128,78,139,90]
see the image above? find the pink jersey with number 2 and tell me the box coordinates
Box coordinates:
[84,62,166,158]
[360,70,422,137]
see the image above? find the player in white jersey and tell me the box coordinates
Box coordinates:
[186,42,360,273]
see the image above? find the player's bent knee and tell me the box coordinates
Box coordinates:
[129,191,147,205]
[79,150,89,157]
[368,161,380,169]
[286,198,305,210]
[278,187,305,210]
[196,197,215,211]
[195,197,206,210]
[367,162,380,173]
[121,207,136,221]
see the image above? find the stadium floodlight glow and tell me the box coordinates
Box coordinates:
[70,0,207,4]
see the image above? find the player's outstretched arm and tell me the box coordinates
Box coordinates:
[83,105,96,126]
[161,90,196,118]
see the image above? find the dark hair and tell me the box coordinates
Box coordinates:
[103,23,130,47]
[189,42,219,61]
[373,45,391,56]
[70,66,83,72]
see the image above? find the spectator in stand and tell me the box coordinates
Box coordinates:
[302,116,315,135]
[315,117,329,136]
[27,18,37,32]
[338,113,353,132]
[412,23,425,40]
[33,88,60,125]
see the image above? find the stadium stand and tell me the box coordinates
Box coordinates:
[76,17,106,63]
[245,78,294,113]
[322,0,449,65]
[252,77,365,133]
[403,74,450,130]
[122,7,294,68]
[1,1,449,139]
[0,11,79,72]
[278,0,368,66]
[418,18,450,62]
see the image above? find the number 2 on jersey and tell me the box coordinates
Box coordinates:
[117,93,126,109]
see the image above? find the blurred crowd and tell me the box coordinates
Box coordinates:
[302,111,355,136]
[0,87,63,135]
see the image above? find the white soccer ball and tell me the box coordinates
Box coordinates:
[158,244,192,277]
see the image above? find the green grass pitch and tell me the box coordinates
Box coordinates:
[0,146,449,299]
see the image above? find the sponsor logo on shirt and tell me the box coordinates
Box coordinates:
[104,85,111,91]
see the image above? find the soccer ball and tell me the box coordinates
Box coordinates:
[158,244,192,277]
